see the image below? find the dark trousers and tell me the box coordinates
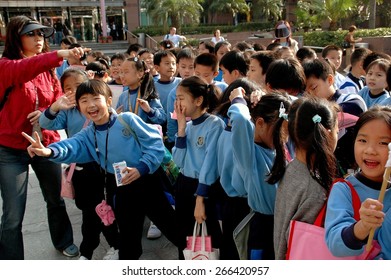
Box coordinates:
[175,174,223,259]
[72,162,119,259]
[0,145,73,259]
[247,212,275,260]
[112,171,180,260]
[220,196,250,260]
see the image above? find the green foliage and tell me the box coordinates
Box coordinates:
[132,22,274,36]
[301,28,391,47]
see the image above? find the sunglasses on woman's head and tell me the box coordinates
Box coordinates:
[24,30,45,37]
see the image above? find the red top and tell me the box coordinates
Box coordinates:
[0,51,64,150]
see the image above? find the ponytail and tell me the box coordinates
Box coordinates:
[293,97,338,191]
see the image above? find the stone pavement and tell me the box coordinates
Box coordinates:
[0,130,178,260]
[0,168,178,260]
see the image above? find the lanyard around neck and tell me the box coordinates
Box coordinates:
[128,88,141,114]
[94,118,111,197]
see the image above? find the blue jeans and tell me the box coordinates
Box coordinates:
[0,145,74,259]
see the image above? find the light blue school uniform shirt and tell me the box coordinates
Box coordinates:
[228,97,278,215]
[166,80,228,144]
[39,107,88,138]
[48,112,165,176]
[216,126,247,197]
[116,87,166,125]
[358,86,390,108]
[380,97,391,106]
[154,77,181,114]
[173,113,225,197]
[325,175,391,260]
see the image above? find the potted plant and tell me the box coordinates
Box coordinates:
[98,35,113,43]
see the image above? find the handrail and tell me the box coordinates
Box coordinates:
[145,33,158,44]
[123,29,138,39]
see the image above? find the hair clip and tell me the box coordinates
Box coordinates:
[312,114,322,124]
[279,102,288,121]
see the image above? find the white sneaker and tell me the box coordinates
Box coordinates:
[103,247,119,260]
[147,222,162,239]
[78,256,88,260]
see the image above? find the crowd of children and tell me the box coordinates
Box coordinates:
[4,15,390,260]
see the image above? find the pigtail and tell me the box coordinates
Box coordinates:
[267,116,287,184]
[294,98,338,192]
[140,60,158,101]
[205,83,221,113]
[266,97,291,184]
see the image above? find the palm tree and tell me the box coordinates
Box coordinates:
[208,0,250,24]
[296,0,355,30]
[251,0,283,22]
[142,0,203,31]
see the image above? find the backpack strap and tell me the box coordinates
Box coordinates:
[0,86,13,111]
[117,114,140,144]
[314,178,361,227]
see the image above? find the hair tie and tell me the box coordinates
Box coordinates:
[144,68,150,74]
[279,102,288,121]
[312,114,322,124]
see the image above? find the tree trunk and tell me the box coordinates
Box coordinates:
[368,0,376,29]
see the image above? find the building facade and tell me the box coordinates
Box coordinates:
[0,0,137,41]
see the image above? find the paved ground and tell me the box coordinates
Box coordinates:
[0,130,178,260]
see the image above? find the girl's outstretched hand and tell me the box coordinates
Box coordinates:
[21,131,52,158]
[50,94,76,113]
[229,87,245,102]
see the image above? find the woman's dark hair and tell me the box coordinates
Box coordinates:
[125,57,158,101]
[354,105,391,140]
[291,97,338,190]
[76,79,113,107]
[265,58,306,96]
[214,78,261,119]
[3,15,51,59]
[178,75,221,112]
[60,68,88,90]
[249,92,291,184]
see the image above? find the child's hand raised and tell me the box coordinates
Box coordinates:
[137,98,151,113]
[229,87,245,102]
[174,100,186,137]
[50,94,76,113]
[21,131,52,158]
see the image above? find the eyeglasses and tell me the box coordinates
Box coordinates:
[24,30,45,37]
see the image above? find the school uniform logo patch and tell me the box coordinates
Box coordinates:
[122,128,131,137]
[196,136,204,147]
